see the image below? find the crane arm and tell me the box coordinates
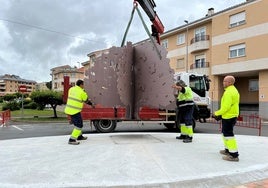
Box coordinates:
[135,0,164,44]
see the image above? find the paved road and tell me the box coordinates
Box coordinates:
[1,120,267,140]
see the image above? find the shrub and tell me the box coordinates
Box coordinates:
[24,101,38,109]
[2,101,20,111]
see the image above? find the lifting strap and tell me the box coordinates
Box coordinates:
[121,3,162,59]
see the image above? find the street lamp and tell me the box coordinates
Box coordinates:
[184,20,189,73]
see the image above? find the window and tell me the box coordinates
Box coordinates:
[194,54,206,68]
[176,59,184,69]
[194,27,206,42]
[161,39,168,49]
[230,12,246,28]
[229,44,245,58]
[177,34,185,45]
[189,75,206,97]
[249,79,258,91]
[90,55,96,63]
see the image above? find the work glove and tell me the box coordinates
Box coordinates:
[86,100,92,105]
[212,114,222,121]
[87,100,95,108]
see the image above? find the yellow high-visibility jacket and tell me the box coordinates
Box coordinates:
[215,85,240,119]
[177,86,194,107]
[64,85,88,115]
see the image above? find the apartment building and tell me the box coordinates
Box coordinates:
[160,0,268,119]
[0,74,36,96]
[35,82,49,91]
[50,65,84,92]
[82,49,109,72]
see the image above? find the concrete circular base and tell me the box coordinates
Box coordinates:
[1,133,268,188]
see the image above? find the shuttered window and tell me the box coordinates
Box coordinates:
[230,12,246,28]
[176,59,184,69]
[177,34,185,45]
[229,43,246,58]
[162,39,168,49]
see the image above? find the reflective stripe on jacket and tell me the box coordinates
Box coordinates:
[64,85,88,115]
[177,86,194,107]
[215,85,240,119]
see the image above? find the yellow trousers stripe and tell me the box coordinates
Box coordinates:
[186,125,193,137]
[70,128,82,140]
[180,124,187,135]
[222,135,228,150]
[226,137,238,153]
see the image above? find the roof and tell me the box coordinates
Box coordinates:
[161,0,257,38]
[50,65,71,71]
[0,74,36,83]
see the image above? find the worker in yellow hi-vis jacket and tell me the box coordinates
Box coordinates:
[213,75,240,162]
[65,80,93,145]
[172,80,194,143]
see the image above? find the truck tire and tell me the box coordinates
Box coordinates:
[164,123,175,130]
[164,120,195,130]
[192,119,196,130]
[164,115,176,130]
[174,118,196,131]
[94,120,116,133]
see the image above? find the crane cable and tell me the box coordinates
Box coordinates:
[121,2,162,59]
[120,2,136,47]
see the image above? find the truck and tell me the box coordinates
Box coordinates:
[63,72,210,133]
[63,0,211,133]
[174,72,211,123]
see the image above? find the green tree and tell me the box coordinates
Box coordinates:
[3,94,17,101]
[30,90,63,118]
[46,81,52,90]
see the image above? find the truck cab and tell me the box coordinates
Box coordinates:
[174,72,211,122]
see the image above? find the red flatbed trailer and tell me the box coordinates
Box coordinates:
[79,104,177,133]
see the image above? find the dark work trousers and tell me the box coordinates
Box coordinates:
[71,112,83,129]
[222,117,239,157]
[179,105,194,125]
[221,117,237,137]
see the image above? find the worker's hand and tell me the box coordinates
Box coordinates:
[172,84,182,91]
[86,100,93,106]
[212,114,222,121]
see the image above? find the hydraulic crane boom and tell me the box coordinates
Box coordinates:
[135,0,164,44]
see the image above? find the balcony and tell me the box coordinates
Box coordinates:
[189,62,210,75]
[189,35,210,53]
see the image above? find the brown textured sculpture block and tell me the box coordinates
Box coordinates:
[84,41,175,119]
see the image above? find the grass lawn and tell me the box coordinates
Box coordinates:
[10,108,68,122]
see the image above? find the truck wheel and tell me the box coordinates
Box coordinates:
[192,118,196,130]
[94,120,116,133]
[174,118,196,131]
[164,123,175,130]
[164,115,175,130]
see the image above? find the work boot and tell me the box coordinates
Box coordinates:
[77,135,88,140]
[219,149,230,156]
[183,136,193,143]
[222,155,239,162]
[176,135,186,140]
[68,138,80,145]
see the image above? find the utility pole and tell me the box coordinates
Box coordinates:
[184,20,189,73]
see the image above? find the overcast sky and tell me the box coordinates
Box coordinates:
[0,0,245,83]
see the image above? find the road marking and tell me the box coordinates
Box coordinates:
[12,125,24,131]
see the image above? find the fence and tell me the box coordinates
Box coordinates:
[207,114,262,136]
[0,110,11,127]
